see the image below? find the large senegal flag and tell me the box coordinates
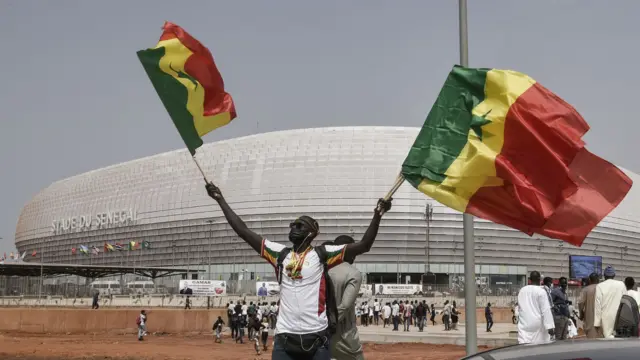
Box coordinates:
[137,22,237,155]
[402,65,632,246]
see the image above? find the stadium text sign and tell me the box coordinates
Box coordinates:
[51,209,137,234]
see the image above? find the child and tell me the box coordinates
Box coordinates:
[136,310,147,341]
[212,316,225,343]
[260,317,269,352]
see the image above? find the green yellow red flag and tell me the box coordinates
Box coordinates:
[402,65,632,246]
[137,22,236,155]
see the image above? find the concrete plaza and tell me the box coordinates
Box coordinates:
[358,322,518,347]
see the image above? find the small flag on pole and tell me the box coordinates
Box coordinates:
[142,241,151,249]
[31,251,36,257]
[137,21,237,156]
[401,65,632,246]
[114,243,123,251]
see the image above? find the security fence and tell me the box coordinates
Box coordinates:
[0,273,583,303]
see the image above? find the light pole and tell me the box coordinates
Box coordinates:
[396,248,400,284]
[557,242,566,278]
[424,203,433,276]
[621,246,628,276]
[536,240,543,270]
[206,219,215,280]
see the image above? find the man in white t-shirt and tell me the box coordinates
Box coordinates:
[373,299,380,326]
[206,183,392,360]
[382,303,391,328]
[391,301,400,331]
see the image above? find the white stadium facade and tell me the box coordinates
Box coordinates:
[14,127,640,289]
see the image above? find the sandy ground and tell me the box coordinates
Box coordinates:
[0,332,486,360]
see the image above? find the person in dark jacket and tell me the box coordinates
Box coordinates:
[415,301,426,331]
[485,303,494,332]
[91,291,99,309]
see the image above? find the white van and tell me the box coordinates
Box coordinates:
[90,280,122,295]
[126,280,156,295]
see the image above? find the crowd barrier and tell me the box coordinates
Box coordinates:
[0,308,227,334]
[0,307,519,335]
[0,293,576,310]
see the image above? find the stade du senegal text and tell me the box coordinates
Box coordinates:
[51,209,137,234]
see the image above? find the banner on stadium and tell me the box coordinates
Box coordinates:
[178,280,227,296]
[256,281,280,296]
[374,284,421,295]
[358,284,372,297]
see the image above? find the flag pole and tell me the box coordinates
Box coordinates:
[383,173,405,201]
[192,156,210,183]
[459,0,477,355]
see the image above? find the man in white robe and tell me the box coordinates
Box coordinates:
[594,265,627,338]
[517,271,555,344]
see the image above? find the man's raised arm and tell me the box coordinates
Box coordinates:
[345,198,392,257]
[206,183,262,253]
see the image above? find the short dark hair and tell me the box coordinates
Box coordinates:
[334,235,355,245]
[625,277,636,290]
[543,277,553,286]
[589,272,599,284]
[529,271,541,283]
[559,277,567,283]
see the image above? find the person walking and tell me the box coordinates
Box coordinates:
[373,299,380,326]
[91,290,100,310]
[550,277,570,340]
[136,310,148,341]
[594,265,627,338]
[415,301,426,332]
[443,300,452,331]
[516,271,555,344]
[391,300,400,331]
[403,300,412,332]
[213,316,225,343]
[485,303,493,332]
[578,272,601,338]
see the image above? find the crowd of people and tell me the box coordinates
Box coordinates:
[516,266,640,344]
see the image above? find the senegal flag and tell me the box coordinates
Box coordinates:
[402,65,632,246]
[137,22,237,155]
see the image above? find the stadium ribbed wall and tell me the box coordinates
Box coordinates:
[14,127,640,281]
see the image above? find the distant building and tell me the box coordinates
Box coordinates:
[15,127,640,286]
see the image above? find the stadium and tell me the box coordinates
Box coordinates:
[14,126,640,291]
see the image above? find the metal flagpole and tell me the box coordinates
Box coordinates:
[459,0,477,355]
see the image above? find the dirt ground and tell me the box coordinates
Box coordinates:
[0,332,485,360]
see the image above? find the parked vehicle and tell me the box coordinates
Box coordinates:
[90,280,122,295]
[462,339,640,360]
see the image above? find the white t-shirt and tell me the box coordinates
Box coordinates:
[374,301,380,312]
[261,239,346,335]
[228,303,234,310]
[391,304,400,316]
[383,305,391,318]
[139,313,146,326]
[241,304,248,316]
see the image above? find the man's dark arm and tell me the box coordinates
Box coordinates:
[207,183,262,253]
[345,198,391,257]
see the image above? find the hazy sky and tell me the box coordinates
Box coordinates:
[1,1,638,253]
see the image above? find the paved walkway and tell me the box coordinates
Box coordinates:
[357,322,518,347]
